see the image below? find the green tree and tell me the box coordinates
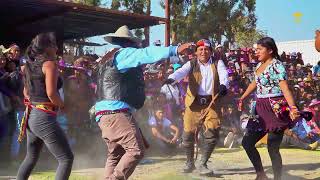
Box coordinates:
[235,29,266,47]
[110,0,148,41]
[160,0,258,46]
[72,0,101,6]
[160,0,192,44]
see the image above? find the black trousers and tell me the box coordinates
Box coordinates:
[242,130,284,180]
[17,109,74,180]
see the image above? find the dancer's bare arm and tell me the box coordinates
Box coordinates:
[43,61,64,109]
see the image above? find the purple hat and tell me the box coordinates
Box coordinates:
[227,69,234,75]
[58,59,66,67]
[309,99,320,107]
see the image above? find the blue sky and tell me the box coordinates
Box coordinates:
[148,0,320,43]
[91,0,320,54]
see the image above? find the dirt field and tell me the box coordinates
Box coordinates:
[1,147,319,180]
[80,147,320,180]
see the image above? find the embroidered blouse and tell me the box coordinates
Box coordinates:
[255,59,287,98]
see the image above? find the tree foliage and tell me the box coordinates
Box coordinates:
[110,0,149,40]
[235,29,266,48]
[161,0,259,46]
[72,0,101,6]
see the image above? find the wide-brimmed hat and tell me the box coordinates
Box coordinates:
[0,45,10,55]
[104,25,140,44]
[227,69,234,75]
[293,85,300,89]
[215,44,223,49]
[306,63,313,68]
[303,77,312,82]
[309,99,320,107]
[290,52,297,57]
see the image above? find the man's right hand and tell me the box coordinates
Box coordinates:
[177,43,195,56]
[163,78,175,85]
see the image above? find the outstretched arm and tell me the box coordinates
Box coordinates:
[115,43,194,71]
[167,61,191,82]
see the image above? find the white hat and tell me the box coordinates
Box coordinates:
[0,45,10,54]
[215,44,223,49]
[104,25,140,44]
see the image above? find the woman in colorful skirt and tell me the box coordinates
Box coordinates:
[17,32,73,180]
[238,37,300,180]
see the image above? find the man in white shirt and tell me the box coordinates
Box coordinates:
[164,39,229,176]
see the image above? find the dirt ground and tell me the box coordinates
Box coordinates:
[77,147,320,180]
[1,147,319,180]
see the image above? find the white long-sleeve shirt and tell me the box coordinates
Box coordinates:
[168,58,229,96]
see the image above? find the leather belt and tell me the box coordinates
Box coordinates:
[96,108,130,116]
[195,95,212,105]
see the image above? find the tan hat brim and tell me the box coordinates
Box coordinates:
[103,34,140,44]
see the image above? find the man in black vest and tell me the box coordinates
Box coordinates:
[94,25,193,180]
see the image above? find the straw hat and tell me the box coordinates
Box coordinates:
[215,44,223,49]
[0,45,10,55]
[104,25,140,44]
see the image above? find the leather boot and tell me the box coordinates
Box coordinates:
[182,132,195,173]
[182,145,195,173]
[199,143,215,176]
[199,128,219,176]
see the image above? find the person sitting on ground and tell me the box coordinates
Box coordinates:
[281,129,318,150]
[148,108,180,151]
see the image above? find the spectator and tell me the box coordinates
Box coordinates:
[296,64,305,78]
[313,61,320,76]
[6,44,21,67]
[148,108,180,151]
[296,52,304,65]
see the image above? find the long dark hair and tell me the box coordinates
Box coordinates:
[256,37,280,60]
[24,32,57,91]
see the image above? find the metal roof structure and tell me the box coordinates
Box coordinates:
[0,0,166,47]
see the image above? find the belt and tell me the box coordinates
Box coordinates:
[96,108,130,116]
[18,99,57,142]
[195,95,212,105]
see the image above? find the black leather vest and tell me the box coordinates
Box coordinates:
[96,51,145,109]
[26,60,63,102]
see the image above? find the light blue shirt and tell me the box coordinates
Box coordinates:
[292,119,311,139]
[95,46,178,121]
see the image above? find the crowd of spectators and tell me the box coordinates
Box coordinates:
[0,41,319,165]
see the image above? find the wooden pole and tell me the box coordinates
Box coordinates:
[165,0,170,47]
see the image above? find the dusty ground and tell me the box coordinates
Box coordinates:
[1,147,319,180]
[78,147,320,180]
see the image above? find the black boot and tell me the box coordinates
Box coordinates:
[182,132,195,173]
[199,143,215,176]
[182,145,195,173]
[199,129,219,176]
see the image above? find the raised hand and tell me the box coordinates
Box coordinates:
[177,43,196,56]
